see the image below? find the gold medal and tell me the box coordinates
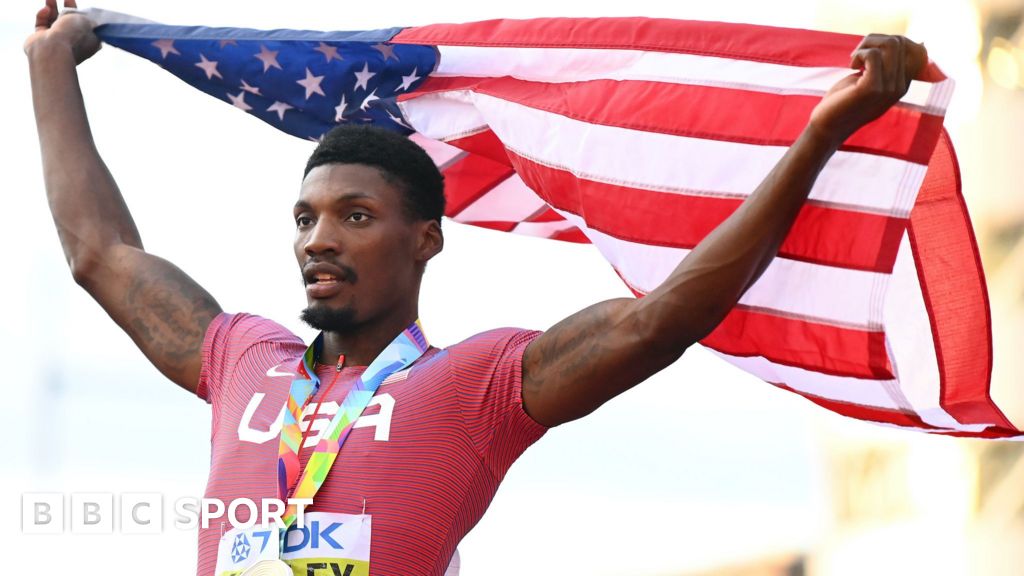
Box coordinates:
[239,559,292,576]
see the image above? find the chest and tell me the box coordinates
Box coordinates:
[207,355,476,503]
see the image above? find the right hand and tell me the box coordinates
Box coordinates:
[24,0,100,64]
[808,34,928,146]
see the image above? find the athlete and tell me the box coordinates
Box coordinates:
[26,0,927,574]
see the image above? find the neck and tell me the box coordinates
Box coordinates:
[319,305,420,368]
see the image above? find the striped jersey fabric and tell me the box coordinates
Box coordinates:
[197,313,546,575]
[90,9,1020,438]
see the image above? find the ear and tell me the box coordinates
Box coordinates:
[415,219,444,263]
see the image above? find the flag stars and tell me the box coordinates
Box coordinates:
[334,94,349,122]
[219,39,239,49]
[267,101,293,121]
[397,67,421,92]
[296,68,326,100]
[240,79,262,96]
[315,42,343,63]
[360,89,380,111]
[151,39,180,59]
[195,54,223,80]
[255,45,283,72]
[228,91,252,112]
[353,62,376,91]
[372,43,398,62]
[386,109,410,128]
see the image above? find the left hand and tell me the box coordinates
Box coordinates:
[809,34,928,145]
[24,0,101,64]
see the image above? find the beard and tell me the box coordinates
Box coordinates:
[299,261,360,333]
[300,304,357,333]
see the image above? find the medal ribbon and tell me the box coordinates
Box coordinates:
[276,320,429,528]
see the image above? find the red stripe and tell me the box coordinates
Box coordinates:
[525,207,566,223]
[438,131,521,225]
[910,130,1016,430]
[457,220,518,233]
[410,76,943,164]
[550,227,589,243]
[937,427,1022,439]
[705,306,894,380]
[441,152,515,217]
[440,128,512,166]
[621,280,893,380]
[772,383,938,429]
[394,18,945,81]
[510,151,905,273]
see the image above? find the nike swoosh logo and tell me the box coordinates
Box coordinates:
[266,364,293,378]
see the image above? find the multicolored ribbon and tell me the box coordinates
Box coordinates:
[276,321,429,529]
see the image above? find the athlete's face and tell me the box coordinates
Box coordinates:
[294,163,441,333]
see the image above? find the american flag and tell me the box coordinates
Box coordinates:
[86,8,1021,439]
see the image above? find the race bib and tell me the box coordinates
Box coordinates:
[215,512,371,576]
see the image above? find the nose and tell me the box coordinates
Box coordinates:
[302,218,342,257]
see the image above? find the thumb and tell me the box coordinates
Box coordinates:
[34,6,51,30]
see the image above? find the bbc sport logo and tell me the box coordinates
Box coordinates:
[20,493,313,534]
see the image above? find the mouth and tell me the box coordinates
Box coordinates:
[303,262,351,299]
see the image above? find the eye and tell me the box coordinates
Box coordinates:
[295,215,314,228]
[346,212,371,223]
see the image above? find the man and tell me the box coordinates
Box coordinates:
[26,0,927,574]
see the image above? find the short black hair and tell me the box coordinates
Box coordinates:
[304,125,445,224]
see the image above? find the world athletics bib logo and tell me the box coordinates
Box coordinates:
[231,533,251,563]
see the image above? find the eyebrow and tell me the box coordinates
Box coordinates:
[293,192,374,212]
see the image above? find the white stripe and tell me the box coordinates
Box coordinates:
[710,349,904,410]
[453,174,547,222]
[79,7,160,26]
[435,46,952,114]
[405,93,488,143]
[404,92,926,217]
[509,220,579,238]
[870,420,992,435]
[554,209,886,330]
[710,351,990,433]
[881,232,982,430]
[408,132,465,167]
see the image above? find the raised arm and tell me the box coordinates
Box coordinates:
[521,35,928,427]
[26,0,221,393]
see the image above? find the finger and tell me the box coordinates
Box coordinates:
[878,36,900,93]
[45,0,58,25]
[851,33,883,54]
[851,37,868,56]
[905,39,928,82]
[895,36,907,92]
[852,33,890,55]
[851,34,895,79]
[34,5,50,30]
[849,34,884,69]
[64,0,78,9]
[851,47,884,93]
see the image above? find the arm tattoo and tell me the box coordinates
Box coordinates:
[525,303,619,397]
[122,260,220,379]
